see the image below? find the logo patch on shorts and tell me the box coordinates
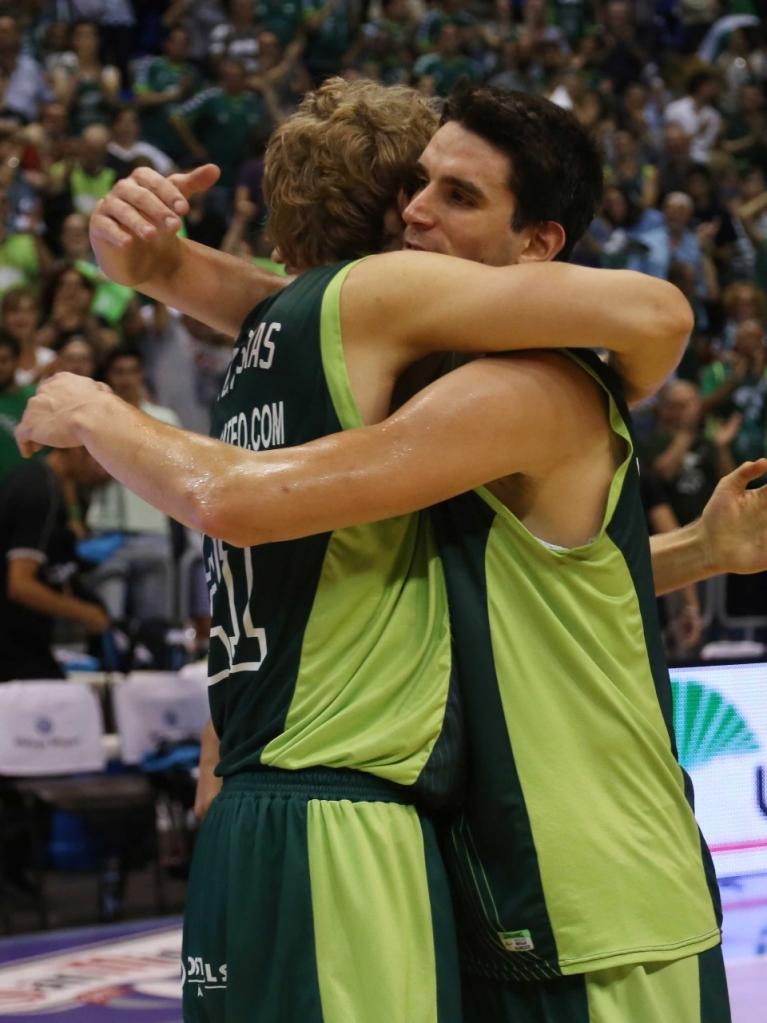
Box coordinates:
[498,929,535,952]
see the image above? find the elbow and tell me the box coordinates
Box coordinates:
[655,279,695,353]
[186,472,268,548]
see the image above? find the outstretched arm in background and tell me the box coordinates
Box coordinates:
[649,460,767,595]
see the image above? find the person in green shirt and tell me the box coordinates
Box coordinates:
[0,189,52,297]
[0,332,35,478]
[133,27,200,163]
[413,22,478,97]
[47,125,121,219]
[255,0,303,47]
[701,317,767,466]
[171,59,268,194]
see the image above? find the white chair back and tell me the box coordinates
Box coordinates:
[0,681,106,776]
[112,671,209,765]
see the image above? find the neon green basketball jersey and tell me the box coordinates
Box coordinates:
[432,350,721,979]
[203,261,462,806]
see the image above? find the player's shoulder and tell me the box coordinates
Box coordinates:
[346,249,468,284]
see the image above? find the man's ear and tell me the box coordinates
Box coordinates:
[517,220,567,263]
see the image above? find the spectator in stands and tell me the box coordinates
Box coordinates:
[604,127,659,210]
[714,25,767,113]
[52,332,97,379]
[84,346,180,626]
[36,263,108,354]
[210,0,262,74]
[161,0,227,66]
[34,100,74,174]
[0,445,110,682]
[171,58,270,201]
[488,36,532,93]
[49,20,121,136]
[245,30,309,122]
[0,331,34,478]
[640,467,703,657]
[721,279,767,350]
[0,188,52,296]
[46,123,127,220]
[594,0,647,94]
[413,22,479,97]
[629,191,715,308]
[515,0,566,55]
[617,80,664,158]
[254,0,302,48]
[721,82,767,176]
[133,26,200,164]
[108,106,174,176]
[701,317,767,467]
[58,211,135,328]
[640,379,736,526]
[685,162,738,282]
[664,70,723,165]
[581,183,660,269]
[2,287,54,385]
[301,0,362,83]
[350,0,417,85]
[0,15,52,127]
[657,121,696,197]
[731,165,767,283]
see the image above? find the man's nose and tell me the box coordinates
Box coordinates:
[402,185,435,227]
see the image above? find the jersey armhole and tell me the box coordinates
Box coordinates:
[319,259,367,431]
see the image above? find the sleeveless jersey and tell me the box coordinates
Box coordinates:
[203,261,462,807]
[432,350,721,979]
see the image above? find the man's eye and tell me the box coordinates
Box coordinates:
[450,190,473,206]
[402,174,428,198]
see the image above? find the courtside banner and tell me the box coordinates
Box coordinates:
[0,682,105,776]
[670,662,767,878]
[0,923,181,1020]
[113,672,209,766]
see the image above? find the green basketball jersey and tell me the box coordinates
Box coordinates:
[203,261,462,807]
[432,350,721,979]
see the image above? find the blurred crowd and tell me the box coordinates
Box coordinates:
[0,0,767,667]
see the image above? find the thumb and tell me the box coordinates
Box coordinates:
[169,163,221,200]
[726,459,767,489]
[15,426,42,458]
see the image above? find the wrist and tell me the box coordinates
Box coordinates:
[72,389,118,445]
[691,514,721,578]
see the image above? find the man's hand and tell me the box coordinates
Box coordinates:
[16,373,113,456]
[712,411,742,450]
[78,603,111,635]
[90,164,221,287]
[700,458,767,575]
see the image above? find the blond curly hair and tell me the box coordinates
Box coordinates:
[264,78,438,270]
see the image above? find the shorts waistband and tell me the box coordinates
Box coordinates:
[221,766,415,804]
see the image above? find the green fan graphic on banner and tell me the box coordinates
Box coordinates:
[671,680,760,771]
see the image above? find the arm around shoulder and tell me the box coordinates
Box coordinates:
[342,253,692,402]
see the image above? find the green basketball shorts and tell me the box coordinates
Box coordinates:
[182,767,462,1023]
[462,943,730,1023]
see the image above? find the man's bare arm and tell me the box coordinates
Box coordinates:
[17,355,591,546]
[342,251,693,404]
[20,377,767,592]
[89,165,289,337]
[649,460,767,595]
